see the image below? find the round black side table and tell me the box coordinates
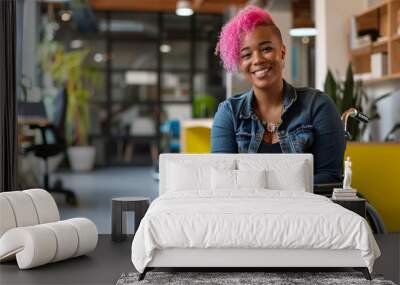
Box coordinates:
[111,197,150,242]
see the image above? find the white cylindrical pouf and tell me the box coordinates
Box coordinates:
[23,189,60,223]
[43,221,79,262]
[0,226,58,269]
[1,192,39,227]
[65,218,98,257]
[0,195,17,237]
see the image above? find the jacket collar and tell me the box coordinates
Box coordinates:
[239,79,297,120]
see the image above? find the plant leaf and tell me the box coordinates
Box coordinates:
[324,69,338,109]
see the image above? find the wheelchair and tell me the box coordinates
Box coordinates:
[314,108,386,234]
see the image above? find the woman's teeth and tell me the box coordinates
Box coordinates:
[253,67,271,78]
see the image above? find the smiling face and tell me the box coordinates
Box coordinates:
[239,25,286,90]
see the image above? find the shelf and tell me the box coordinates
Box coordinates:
[373,38,389,47]
[351,45,371,56]
[362,73,400,84]
[392,34,400,41]
[350,1,400,84]
[351,39,388,56]
[355,0,388,19]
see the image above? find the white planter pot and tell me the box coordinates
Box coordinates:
[67,146,96,172]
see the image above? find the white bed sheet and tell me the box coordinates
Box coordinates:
[131,190,380,273]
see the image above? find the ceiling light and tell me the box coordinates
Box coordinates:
[60,10,72,22]
[289,28,317,37]
[290,0,316,37]
[176,0,193,16]
[160,44,171,53]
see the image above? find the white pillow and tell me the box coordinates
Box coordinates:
[211,168,236,190]
[266,163,307,191]
[167,160,235,192]
[211,168,267,190]
[237,169,267,189]
[238,159,310,192]
[167,163,209,191]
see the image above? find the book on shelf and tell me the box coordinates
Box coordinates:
[354,73,373,81]
[371,52,388,77]
[349,16,357,49]
[353,35,372,49]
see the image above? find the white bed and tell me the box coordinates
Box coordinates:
[131,154,380,280]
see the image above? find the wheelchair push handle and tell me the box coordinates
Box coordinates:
[341,108,369,140]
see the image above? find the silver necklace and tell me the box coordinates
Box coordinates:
[263,121,282,133]
[258,105,283,133]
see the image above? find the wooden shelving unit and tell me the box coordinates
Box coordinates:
[350,0,400,85]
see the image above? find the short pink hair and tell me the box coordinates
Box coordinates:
[215,5,276,72]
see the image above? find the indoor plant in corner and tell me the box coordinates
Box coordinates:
[40,41,100,171]
[324,63,394,140]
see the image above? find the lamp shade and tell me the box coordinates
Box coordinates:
[291,0,316,37]
[176,0,193,16]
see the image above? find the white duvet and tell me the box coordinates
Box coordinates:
[131,190,380,273]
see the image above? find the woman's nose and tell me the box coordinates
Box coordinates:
[252,51,264,65]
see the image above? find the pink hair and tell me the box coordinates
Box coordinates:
[215,5,275,72]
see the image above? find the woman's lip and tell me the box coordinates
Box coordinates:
[252,67,272,78]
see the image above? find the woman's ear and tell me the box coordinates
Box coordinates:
[281,44,286,69]
[281,44,286,60]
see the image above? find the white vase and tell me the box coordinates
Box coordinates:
[67,146,96,172]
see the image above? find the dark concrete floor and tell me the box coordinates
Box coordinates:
[0,235,133,285]
[52,167,159,234]
[1,234,398,285]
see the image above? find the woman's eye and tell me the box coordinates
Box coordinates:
[241,53,251,59]
[262,47,272,52]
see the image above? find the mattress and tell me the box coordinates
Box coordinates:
[131,190,380,273]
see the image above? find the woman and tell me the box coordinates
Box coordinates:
[211,5,345,184]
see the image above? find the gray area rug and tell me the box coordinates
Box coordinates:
[116,271,396,285]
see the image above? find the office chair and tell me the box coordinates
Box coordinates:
[21,88,77,205]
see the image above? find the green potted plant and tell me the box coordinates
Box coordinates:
[39,41,100,171]
[192,93,217,118]
[324,63,394,141]
[324,63,366,140]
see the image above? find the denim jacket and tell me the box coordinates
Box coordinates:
[211,80,346,184]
